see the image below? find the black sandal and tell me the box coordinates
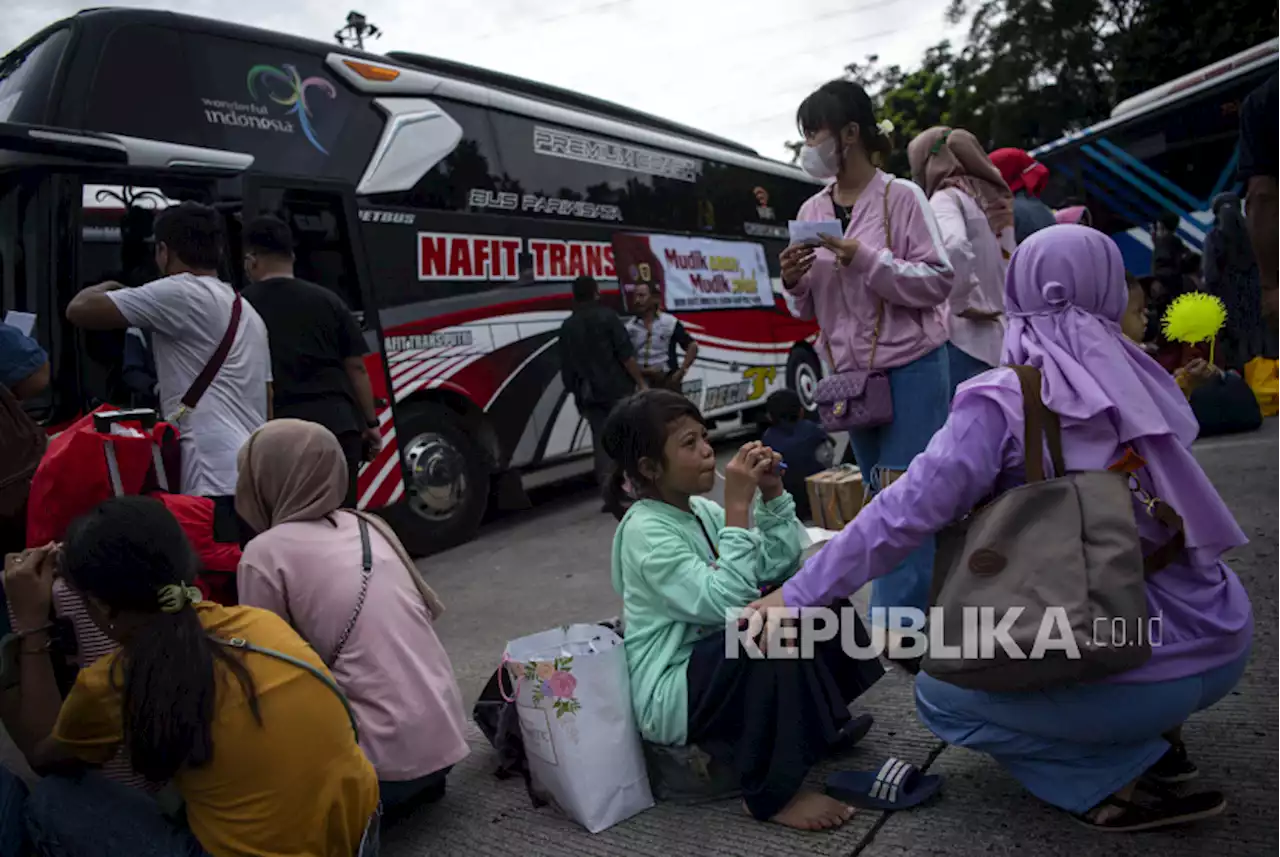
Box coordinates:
[1072,788,1225,833]
[828,713,874,755]
[1143,741,1200,785]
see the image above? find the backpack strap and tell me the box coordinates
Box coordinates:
[1009,365,1065,482]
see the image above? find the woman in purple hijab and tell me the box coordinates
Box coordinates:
[752,225,1253,831]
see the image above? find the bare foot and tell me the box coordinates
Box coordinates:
[744,791,856,831]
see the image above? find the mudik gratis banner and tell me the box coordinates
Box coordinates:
[611,233,773,312]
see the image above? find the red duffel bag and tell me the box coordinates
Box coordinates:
[25,407,240,605]
[26,406,180,547]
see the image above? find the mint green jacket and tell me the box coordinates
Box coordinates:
[610,493,803,745]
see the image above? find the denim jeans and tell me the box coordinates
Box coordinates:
[915,647,1250,813]
[945,341,994,399]
[846,345,951,624]
[18,771,207,857]
[0,767,25,857]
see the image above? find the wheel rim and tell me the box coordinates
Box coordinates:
[794,361,820,411]
[402,431,468,522]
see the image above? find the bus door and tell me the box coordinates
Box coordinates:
[240,181,372,325]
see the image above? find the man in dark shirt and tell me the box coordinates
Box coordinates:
[559,276,647,502]
[1239,73,1278,336]
[240,215,380,507]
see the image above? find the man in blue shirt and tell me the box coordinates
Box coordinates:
[1,321,49,400]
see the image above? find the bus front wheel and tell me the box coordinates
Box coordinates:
[786,345,822,416]
[391,404,490,555]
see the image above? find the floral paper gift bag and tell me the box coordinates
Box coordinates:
[503,623,654,833]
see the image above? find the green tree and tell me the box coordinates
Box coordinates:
[787,0,1276,174]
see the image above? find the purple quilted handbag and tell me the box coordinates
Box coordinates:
[813,369,893,431]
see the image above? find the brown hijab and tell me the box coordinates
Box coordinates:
[236,419,346,533]
[236,419,446,619]
[907,126,1014,237]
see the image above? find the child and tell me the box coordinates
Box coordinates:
[761,390,833,521]
[603,390,883,831]
[1123,279,1261,436]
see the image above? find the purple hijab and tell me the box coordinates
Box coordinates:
[1002,225,1246,562]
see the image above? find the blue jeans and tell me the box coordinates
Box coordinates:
[15,771,207,857]
[915,647,1250,813]
[945,341,993,399]
[0,767,25,857]
[847,346,951,624]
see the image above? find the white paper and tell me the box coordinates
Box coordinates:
[804,526,841,546]
[3,311,35,336]
[787,220,844,246]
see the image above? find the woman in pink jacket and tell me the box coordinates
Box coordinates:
[782,80,955,667]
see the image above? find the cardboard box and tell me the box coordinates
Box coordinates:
[805,466,867,530]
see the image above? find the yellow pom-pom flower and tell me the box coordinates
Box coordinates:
[1162,292,1227,345]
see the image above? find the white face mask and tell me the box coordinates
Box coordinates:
[800,137,841,180]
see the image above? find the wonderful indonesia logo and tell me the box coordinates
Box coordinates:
[201,63,337,154]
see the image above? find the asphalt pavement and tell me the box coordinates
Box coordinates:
[384,420,1279,857]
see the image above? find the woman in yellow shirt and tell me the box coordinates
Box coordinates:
[0,496,379,857]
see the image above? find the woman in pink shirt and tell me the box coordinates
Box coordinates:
[907,126,1017,395]
[235,419,470,817]
[782,80,955,663]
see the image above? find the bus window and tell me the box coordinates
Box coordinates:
[487,110,699,231]
[0,27,70,124]
[81,25,381,184]
[250,187,365,314]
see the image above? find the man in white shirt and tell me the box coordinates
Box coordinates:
[625,282,699,390]
[67,202,272,500]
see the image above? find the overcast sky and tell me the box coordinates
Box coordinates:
[1,0,960,159]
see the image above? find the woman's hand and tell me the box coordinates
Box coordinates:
[1175,357,1223,394]
[780,244,816,287]
[755,448,785,501]
[741,588,793,653]
[3,544,59,631]
[818,233,861,267]
[724,441,772,509]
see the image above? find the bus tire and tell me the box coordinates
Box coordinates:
[786,345,823,416]
[390,403,491,556]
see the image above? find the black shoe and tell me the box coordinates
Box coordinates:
[828,713,874,756]
[1144,742,1200,785]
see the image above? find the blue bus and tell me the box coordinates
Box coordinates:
[1032,39,1277,275]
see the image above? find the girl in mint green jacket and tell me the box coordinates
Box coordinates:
[605,390,883,831]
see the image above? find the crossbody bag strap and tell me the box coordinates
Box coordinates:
[329,517,374,664]
[866,181,892,371]
[694,514,719,561]
[212,635,360,742]
[349,510,446,620]
[822,181,892,373]
[172,294,242,421]
[1009,365,1066,482]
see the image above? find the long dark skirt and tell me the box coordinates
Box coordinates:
[686,612,884,820]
